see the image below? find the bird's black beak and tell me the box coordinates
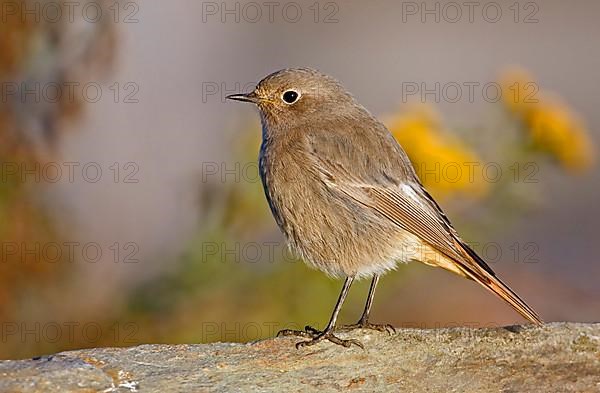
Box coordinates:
[226,91,259,104]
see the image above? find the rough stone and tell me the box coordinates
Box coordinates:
[0,323,599,392]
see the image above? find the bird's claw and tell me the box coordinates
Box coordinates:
[337,321,396,335]
[277,326,364,349]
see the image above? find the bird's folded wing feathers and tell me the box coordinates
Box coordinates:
[306,137,495,280]
[316,156,465,263]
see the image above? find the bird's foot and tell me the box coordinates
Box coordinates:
[337,320,396,335]
[277,325,364,349]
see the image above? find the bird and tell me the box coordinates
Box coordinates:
[226,67,543,349]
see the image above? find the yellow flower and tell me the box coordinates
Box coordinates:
[386,104,488,200]
[499,68,540,117]
[500,68,595,171]
[528,99,595,171]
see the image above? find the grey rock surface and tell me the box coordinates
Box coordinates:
[0,323,599,392]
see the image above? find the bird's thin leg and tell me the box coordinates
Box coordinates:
[337,275,395,334]
[359,274,380,323]
[277,276,363,349]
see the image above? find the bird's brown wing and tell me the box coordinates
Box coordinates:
[302,132,464,264]
[305,133,543,325]
[313,152,472,270]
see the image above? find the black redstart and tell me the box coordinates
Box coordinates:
[227,68,542,349]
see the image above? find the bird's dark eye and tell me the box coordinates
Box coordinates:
[282,90,300,104]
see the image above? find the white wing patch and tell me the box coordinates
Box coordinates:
[401,183,425,205]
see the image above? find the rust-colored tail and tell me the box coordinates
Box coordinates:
[455,242,543,326]
[472,268,543,325]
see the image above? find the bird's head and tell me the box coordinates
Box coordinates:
[227,68,358,129]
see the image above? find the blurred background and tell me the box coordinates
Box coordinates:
[1,0,599,359]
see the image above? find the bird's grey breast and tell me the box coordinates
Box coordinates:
[258,137,285,230]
